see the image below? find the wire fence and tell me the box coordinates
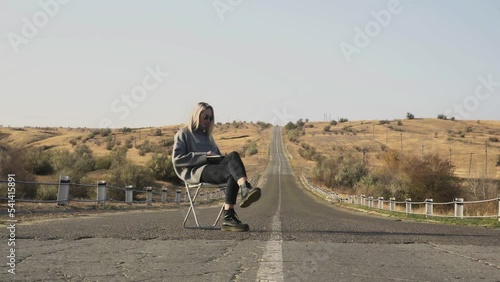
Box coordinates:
[0,178,224,206]
[0,173,260,207]
[300,174,500,221]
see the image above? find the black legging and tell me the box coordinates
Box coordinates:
[200,151,247,205]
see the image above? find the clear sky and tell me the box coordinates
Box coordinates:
[1,0,499,128]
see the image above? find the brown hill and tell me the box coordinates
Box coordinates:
[284,119,500,180]
[0,123,273,184]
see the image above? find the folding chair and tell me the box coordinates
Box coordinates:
[181,181,227,230]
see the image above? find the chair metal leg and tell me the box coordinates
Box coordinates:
[182,183,224,230]
[212,204,225,227]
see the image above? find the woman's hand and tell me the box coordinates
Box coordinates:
[207,151,216,156]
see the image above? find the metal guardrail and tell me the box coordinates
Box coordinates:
[0,172,261,206]
[0,177,225,206]
[300,174,500,221]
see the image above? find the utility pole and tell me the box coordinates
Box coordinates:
[485,141,488,176]
[449,148,452,164]
[400,133,403,151]
[469,153,473,175]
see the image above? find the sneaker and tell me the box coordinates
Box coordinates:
[221,209,249,232]
[239,182,261,208]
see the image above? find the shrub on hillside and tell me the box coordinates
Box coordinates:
[287,128,302,143]
[285,122,298,131]
[24,148,54,175]
[137,140,159,156]
[106,146,155,199]
[400,153,461,202]
[147,153,176,181]
[299,143,322,161]
[313,154,368,190]
[0,148,36,199]
[256,121,272,129]
[51,144,96,184]
[95,155,113,170]
[245,140,258,156]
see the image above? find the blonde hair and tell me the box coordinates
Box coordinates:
[187,102,215,134]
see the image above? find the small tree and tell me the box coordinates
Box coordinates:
[406,113,415,120]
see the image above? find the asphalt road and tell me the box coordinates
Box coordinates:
[2,127,500,281]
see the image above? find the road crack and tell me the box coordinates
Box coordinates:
[428,243,500,270]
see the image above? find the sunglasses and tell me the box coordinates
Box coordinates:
[202,114,214,121]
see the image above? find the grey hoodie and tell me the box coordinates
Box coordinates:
[172,127,222,184]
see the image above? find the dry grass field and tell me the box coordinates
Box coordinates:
[0,123,273,185]
[1,118,499,185]
[284,119,500,181]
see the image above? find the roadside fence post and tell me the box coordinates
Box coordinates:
[184,191,189,202]
[146,187,153,205]
[405,198,412,214]
[125,185,133,204]
[361,195,366,206]
[368,196,373,208]
[161,188,168,203]
[425,199,433,217]
[97,180,107,205]
[57,176,70,206]
[390,197,396,211]
[454,198,464,219]
[497,194,500,222]
[175,189,181,203]
[378,197,384,210]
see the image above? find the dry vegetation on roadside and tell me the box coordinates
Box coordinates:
[283,118,500,206]
[0,122,273,202]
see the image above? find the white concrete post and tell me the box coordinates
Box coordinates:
[361,195,366,206]
[146,187,153,205]
[125,185,133,204]
[425,199,433,217]
[405,198,412,214]
[175,189,181,203]
[378,197,384,209]
[57,176,70,206]
[161,188,168,203]
[454,198,464,219]
[498,195,500,222]
[368,196,373,208]
[97,180,106,204]
[390,197,396,211]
